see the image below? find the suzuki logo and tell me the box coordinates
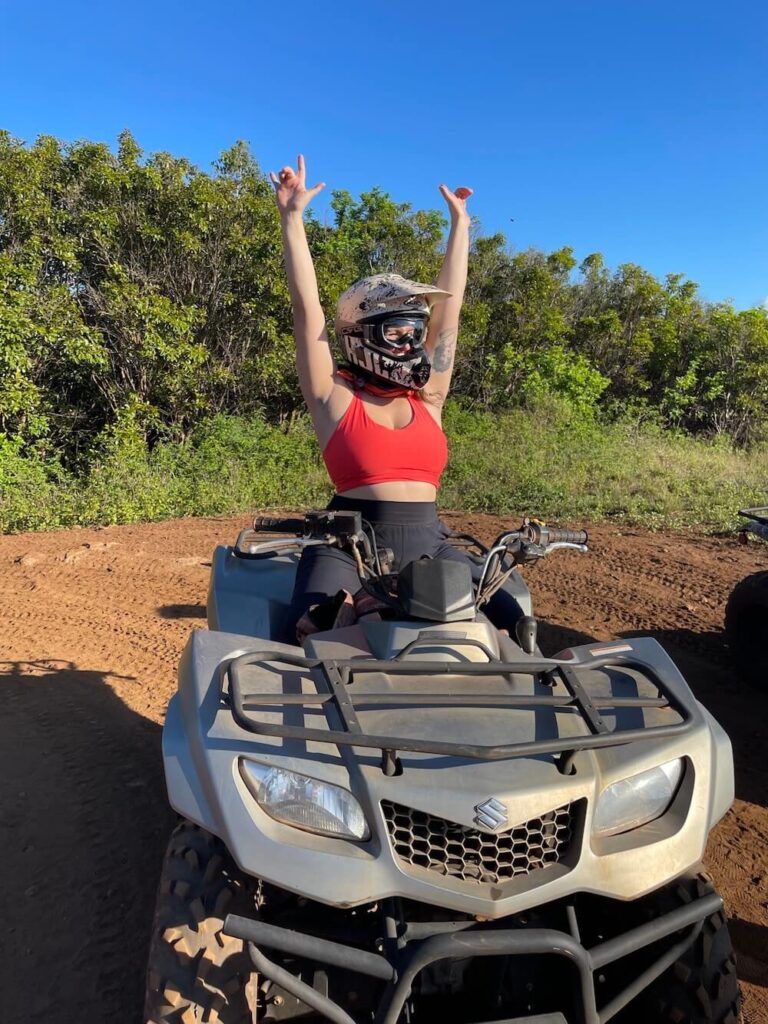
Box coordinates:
[474,797,509,830]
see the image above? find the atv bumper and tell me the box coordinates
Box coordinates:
[224,886,721,1024]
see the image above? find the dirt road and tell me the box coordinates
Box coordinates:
[1,513,766,1022]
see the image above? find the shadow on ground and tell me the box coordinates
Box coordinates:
[0,660,174,1024]
[729,919,768,988]
[157,603,207,619]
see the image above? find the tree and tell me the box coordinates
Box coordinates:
[0,128,766,469]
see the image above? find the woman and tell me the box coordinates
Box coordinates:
[270,155,514,639]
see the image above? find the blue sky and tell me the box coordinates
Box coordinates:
[1,0,766,308]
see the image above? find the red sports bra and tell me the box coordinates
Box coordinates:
[322,393,448,492]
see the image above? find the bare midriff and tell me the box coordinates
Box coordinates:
[337,481,438,501]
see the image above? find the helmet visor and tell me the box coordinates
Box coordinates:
[356,315,428,359]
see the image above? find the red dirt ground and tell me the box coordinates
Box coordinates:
[1,513,766,1022]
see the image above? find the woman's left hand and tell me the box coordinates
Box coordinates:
[439,184,473,225]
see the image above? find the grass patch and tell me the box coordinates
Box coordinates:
[0,403,765,533]
[442,403,768,529]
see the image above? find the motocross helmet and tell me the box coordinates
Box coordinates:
[335,273,451,391]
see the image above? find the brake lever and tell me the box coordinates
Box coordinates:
[504,539,589,566]
[234,533,336,560]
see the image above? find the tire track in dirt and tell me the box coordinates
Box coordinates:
[0,514,766,1022]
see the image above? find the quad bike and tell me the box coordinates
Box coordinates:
[725,506,768,690]
[145,510,740,1024]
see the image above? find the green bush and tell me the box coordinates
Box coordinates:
[1,404,764,534]
[0,435,72,531]
[2,129,768,469]
[442,401,768,527]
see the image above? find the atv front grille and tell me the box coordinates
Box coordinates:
[382,800,573,885]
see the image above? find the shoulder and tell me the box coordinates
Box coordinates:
[325,378,357,420]
[414,390,443,426]
[306,379,356,448]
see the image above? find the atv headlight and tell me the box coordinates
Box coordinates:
[593,759,684,838]
[240,760,370,841]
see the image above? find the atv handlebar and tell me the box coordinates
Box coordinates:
[543,527,588,546]
[243,512,588,602]
[490,520,588,554]
[474,521,588,608]
[253,516,307,534]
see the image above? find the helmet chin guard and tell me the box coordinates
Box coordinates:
[341,334,432,391]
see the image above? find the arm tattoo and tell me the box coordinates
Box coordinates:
[432,329,457,373]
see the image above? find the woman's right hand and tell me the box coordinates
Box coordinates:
[269,154,325,216]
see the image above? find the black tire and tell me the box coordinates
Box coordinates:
[724,570,768,690]
[625,872,741,1024]
[144,821,259,1024]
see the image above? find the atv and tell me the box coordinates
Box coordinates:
[725,506,768,691]
[144,510,740,1024]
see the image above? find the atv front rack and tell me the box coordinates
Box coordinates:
[227,639,698,776]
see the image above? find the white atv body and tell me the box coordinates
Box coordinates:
[147,515,740,1024]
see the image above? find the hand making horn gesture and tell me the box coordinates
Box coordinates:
[438,183,474,225]
[269,154,325,216]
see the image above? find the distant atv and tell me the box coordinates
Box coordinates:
[725,507,768,690]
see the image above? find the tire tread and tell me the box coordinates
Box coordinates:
[633,872,742,1024]
[143,821,257,1024]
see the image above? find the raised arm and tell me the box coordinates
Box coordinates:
[422,185,473,407]
[270,155,337,407]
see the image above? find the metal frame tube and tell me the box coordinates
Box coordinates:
[228,647,697,769]
[589,891,721,969]
[240,692,669,709]
[226,914,395,981]
[247,943,356,1024]
[228,888,718,1024]
[597,922,703,1022]
[378,929,597,1024]
[228,711,692,761]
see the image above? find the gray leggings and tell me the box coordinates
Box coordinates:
[286,496,522,639]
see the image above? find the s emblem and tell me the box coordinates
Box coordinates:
[474,797,509,830]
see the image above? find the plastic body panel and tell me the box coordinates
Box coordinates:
[163,621,734,919]
[207,545,298,639]
[207,542,532,640]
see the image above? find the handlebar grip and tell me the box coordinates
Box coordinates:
[252,516,306,534]
[546,528,588,545]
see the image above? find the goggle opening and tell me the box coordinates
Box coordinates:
[350,314,429,359]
